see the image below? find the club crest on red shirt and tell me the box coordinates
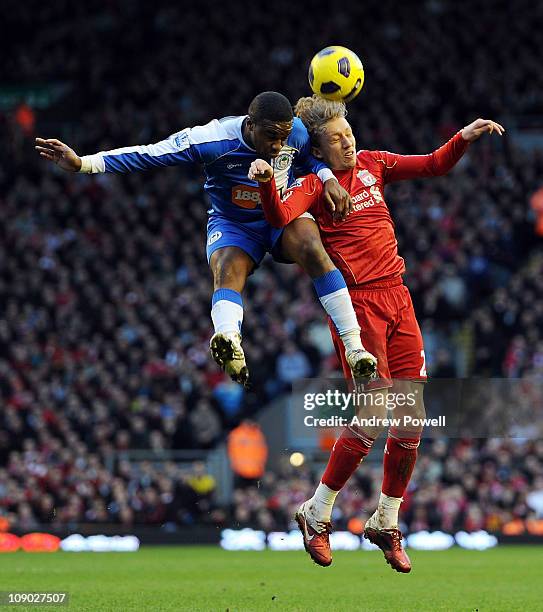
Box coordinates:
[357,169,377,187]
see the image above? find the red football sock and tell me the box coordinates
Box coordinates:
[322,426,375,491]
[382,432,421,498]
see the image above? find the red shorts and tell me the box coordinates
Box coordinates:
[329,278,427,388]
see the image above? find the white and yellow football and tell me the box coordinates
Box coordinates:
[308,46,365,102]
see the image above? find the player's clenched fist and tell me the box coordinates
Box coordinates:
[461,119,505,142]
[35,138,82,172]
[248,159,274,182]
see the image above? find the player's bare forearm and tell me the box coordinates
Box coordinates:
[35,138,82,172]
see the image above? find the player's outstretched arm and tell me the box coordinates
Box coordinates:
[37,126,211,175]
[379,118,505,183]
[35,138,82,172]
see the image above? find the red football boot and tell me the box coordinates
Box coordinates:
[295,501,333,567]
[364,514,411,573]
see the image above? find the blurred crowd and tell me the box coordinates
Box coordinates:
[4,435,542,534]
[1,0,543,530]
[0,441,221,530]
[232,438,543,534]
[475,251,543,377]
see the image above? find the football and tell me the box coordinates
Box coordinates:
[308,46,365,102]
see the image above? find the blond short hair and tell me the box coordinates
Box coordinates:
[294,95,347,144]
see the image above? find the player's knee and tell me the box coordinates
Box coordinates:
[293,232,333,275]
[407,382,426,419]
[392,381,426,435]
[213,259,242,286]
[211,249,252,290]
[411,398,426,421]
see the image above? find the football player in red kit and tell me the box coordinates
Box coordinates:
[249,96,504,572]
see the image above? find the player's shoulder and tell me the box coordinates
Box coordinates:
[356,149,390,175]
[186,115,243,146]
[287,117,310,147]
[171,115,244,163]
[217,115,247,140]
[357,149,379,162]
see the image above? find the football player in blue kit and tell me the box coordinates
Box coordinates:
[36,92,377,388]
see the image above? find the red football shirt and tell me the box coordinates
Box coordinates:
[259,132,469,286]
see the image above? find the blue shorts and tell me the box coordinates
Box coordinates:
[206,214,285,265]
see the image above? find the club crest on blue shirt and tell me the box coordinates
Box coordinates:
[273,149,295,171]
[357,169,377,187]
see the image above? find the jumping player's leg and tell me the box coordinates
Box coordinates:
[209,247,254,387]
[378,380,425,525]
[304,384,388,509]
[297,389,389,567]
[363,380,423,574]
[370,286,426,528]
[207,217,264,387]
[364,285,426,573]
[279,217,377,384]
[307,318,390,522]
[210,246,254,326]
[295,296,390,566]
[295,400,385,567]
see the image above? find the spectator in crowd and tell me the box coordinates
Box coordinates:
[189,401,222,449]
[276,342,312,387]
[227,421,268,484]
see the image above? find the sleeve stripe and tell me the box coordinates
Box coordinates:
[100,117,240,161]
[99,140,182,159]
[103,151,192,173]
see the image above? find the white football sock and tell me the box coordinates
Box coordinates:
[313,270,362,352]
[307,482,339,523]
[211,289,243,335]
[318,289,362,352]
[376,492,403,529]
[340,328,364,353]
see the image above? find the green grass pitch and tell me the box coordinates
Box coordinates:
[0,545,540,611]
